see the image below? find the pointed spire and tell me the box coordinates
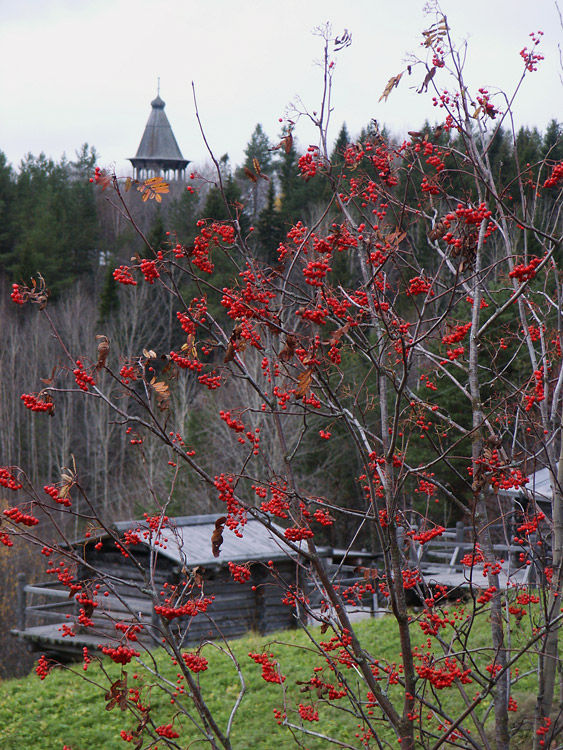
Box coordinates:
[129,87,189,180]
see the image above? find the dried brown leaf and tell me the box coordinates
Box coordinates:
[379,73,402,102]
[278,334,297,362]
[211,516,227,557]
[96,335,110,370]
[295,368,314,399]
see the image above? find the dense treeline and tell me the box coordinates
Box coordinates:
[1,120,562,536]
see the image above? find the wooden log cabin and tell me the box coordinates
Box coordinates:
[12,514,307,658]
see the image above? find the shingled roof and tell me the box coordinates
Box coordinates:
[113,514,294,567]
[129,93,189,179]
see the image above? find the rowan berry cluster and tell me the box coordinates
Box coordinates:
[36,654,51,680]
[248,652,285,683]
[140,258,160,284]
[119,365,139,384]
[3,506,39,526]
[410,526,445,545]
[214,473,247,536]
[73,361,95,391]
[113,265,137,285]
[509,255,542,282]
[442,322,471,345]
[543,161,563,188]
[520,31,544,72]
[476,585,497,604]
[155,724,180,739]
[0,467,22,491]
[407,276,434,296]
[10,283,26,304]
[298,703,319,722]
[155,595,213,621]
[44,484,71,507]
[284,526,314,541]
[98,645,140,664]
[228,562,251,583]
[198,371,222,390]
[259,482,290,518]
[115,622,143,641]
[182,652,209,672]
[416,657,472,689]
[20,393,53,413]
[298,150,319,179]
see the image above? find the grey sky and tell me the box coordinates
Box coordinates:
[1,0,561,174]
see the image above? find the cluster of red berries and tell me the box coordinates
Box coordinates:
[119,365,139,384]
[44,484,71,507]
[214,473,247,537]
[20,393,53,413]
[98,644,140,664]
[410,526,445,545]
[259,482,290,518]
[182,652,209,672]
[154,596,213,621]
[0,467,22,491]
[0,532,13,547]
[476,585,497,604]
[248,652,285,683]
[407,276,434,296]
[228,562,251,583]
[520,31,544,72]
[313,508,334,526]
[416,657,472,689]
[198,371,222,390]
[113,265,137,286]
[155,724,180,739]
[442,322,471,345]
[4,506,39,526]
[544,161,563,188]
[509,255,542,283]
[169,350,203,372]
[115,622,143,641]
[298,148,320,179]
[73,360,95,391]
[36,654,51,680]
[10,283,25,304]
[284,526,314,541]
[140,258,160,284]
[298,703,319,722]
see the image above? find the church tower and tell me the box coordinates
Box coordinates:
[129,89,189,181]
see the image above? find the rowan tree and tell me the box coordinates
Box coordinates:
[3,11,563,750]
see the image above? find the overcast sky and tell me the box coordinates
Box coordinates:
[1,0,561,174]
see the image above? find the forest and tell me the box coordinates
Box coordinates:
[2,14,563,750]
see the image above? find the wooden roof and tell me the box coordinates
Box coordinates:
[113,514,295,567]
[129,93,188,170]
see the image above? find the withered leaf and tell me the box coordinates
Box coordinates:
[96,170,112,191]
[328,322,351,348]
[295,368,314,399]
[224,324,244,363]
[96,335,110,370]
[278,334,297,362]
[379,73,402,102]
[124,176,132,192]
[418,67,436,94]
[243,166,258,183]
[150,378,170,411]
[211,516,227,558]
[40,365,57,386]
[137,176,170,203]
[105,672,128,711]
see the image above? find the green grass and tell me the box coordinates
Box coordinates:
[0,609,542,749]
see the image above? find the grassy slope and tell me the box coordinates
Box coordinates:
[0,610,538,750]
